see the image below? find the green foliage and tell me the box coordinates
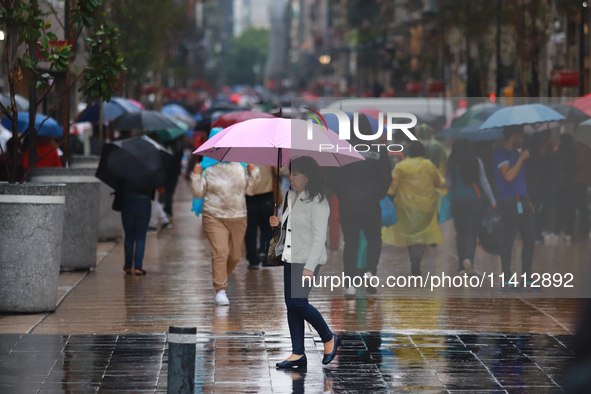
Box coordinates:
[226,27,269,85]
[0,0,124,101]
[71,0,103,29]
[108,0,186,84]
[0,0,126,182]
[80,23,126,102]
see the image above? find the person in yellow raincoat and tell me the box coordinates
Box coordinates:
[382,141,445,275]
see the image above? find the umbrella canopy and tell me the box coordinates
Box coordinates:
[195,118,364,167]
[0,94,30,111]
[549,104,590,125]
[77,97,141,123]
[359,108,446,131]
[162,104,192,118]
[574,118,591,147]
[112,110,178,132]
[95,135,175,193]
[211,111,275,129]
[455,124,504,141]
[567,94,591,116]
[450,103,501,128]
[479,104,565,131]
[147,116,188,143]
[1,112,63,137]
[196,118,364,208]
[127,99,144,109]
[194,106,247,131]
[314,111,386,135]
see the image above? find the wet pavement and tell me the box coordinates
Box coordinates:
[0,179,586,392]
[0,331,576,393]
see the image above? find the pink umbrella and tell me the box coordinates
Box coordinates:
[127,99,145,109]
[195,118,364,206]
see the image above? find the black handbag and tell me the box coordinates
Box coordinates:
[111,191,123,212]
[264,192,289,266]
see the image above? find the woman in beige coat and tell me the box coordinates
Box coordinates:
[191,156,260,305]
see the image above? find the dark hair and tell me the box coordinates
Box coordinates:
[290,156,328,203]
[407,141,425,158]
[503,125,523,140]
[447,137,479,185]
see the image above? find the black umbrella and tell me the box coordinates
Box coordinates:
[95,135,175,193]
[112,110,178,132]
[549,104,591,125]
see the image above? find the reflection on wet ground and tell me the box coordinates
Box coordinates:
[22,180,583,335]
[0,331,574,393]
[0,180,584,393]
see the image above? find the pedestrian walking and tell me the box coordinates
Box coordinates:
[269,156,340,369]
[190,127,261,305]
[148,193,172,233]
[245,164,277,269]
[552,133,576,242]
[524,132,553,243]
[117,187,154,276]
[160,135,184,217]
[492,125,536,290]
[327,113,392,297]
[417,123,448,175]
[573,140,591,241]
[383,141,445,275]
[446,138,496,276]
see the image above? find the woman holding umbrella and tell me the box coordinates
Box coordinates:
[269,156,340,369]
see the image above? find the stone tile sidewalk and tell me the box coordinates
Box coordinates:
[0,331,576,393]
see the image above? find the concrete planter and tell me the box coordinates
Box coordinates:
[70,155,123,241]
[0,182,66,312]
[30,168,101,270]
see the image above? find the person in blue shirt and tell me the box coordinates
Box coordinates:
[492,125,536,290]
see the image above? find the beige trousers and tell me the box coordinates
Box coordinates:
[202,214,247,292]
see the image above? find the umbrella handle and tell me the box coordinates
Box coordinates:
[275,148,282,215]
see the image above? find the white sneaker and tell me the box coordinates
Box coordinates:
[344,286,356,297]
[562,235,572,243]
[545,233,559,240]
[215,290,230,306]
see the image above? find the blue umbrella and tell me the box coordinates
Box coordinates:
[1,112,63,137]
[77,97,141,123]
[479,103,565,131]
[162,104,192,118]
[312,111,386,135]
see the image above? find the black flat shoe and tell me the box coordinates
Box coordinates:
[276,354,307,369]
[322,334,340,365]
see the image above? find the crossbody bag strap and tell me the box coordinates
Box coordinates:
[282,191,289,213]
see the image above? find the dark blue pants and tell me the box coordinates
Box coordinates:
[245,192,275,266]
[339,202,382,277]
[451,198,484,268]
[497,196,535,281]
[121,198,152,270]
[284,263,333,355]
